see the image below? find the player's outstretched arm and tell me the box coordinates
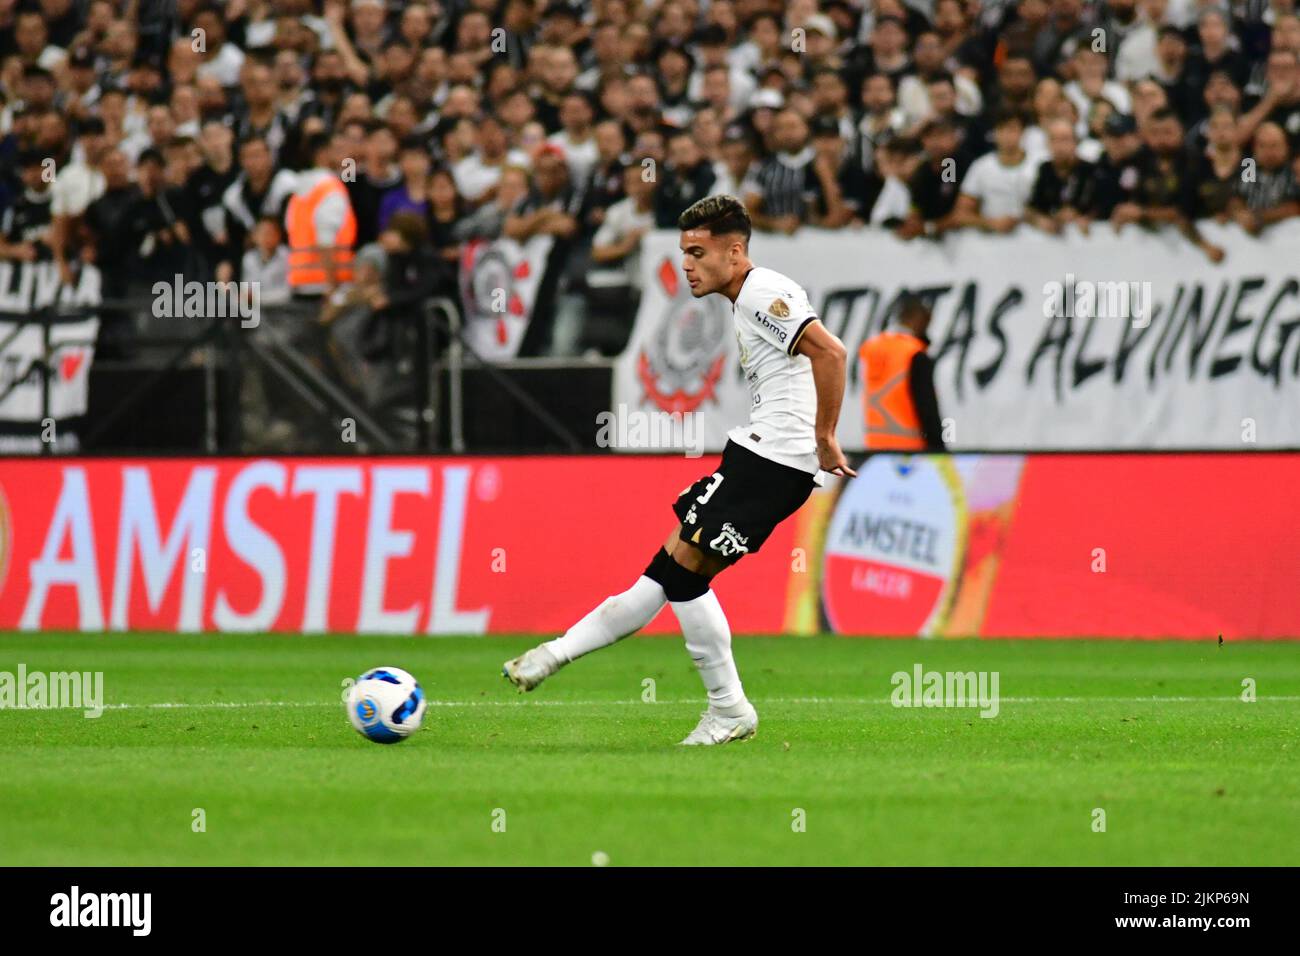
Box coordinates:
[795,320,857,478]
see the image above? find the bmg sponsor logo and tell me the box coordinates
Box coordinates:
[753,310,788,342]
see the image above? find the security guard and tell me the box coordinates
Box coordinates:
[860,296,946,451]
[286,132,356,299]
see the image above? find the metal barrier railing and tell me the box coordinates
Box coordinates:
[2,293,591,454]
[423,297,584,452]
[425,297,463,453]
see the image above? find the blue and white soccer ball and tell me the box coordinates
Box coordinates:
[346,666,427,744]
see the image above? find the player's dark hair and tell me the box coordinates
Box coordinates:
[677,194,752,244]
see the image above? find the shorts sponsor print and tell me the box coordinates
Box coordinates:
[673,440,816,565]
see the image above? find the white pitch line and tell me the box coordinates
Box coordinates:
[82,693,1300,712]
[791,694,1300,705]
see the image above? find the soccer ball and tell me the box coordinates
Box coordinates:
[346,666,427,744]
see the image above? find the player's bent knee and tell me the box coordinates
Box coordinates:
[643,547,712,602]
[673,539,729,578]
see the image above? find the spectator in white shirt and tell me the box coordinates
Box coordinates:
[688,25,756,117]
[240,217,292,306]
[590,160,657,293]
[897,31,984,128]
[193,9,247,88]
[548,91,600,187]
[452,114,529,205]
[586,159,658,353]
[1115,0,1170,82]
[712,127,757,198]
[869,137,924,227]
[50,117,110,283]
[14,12,67,71]
[954,110,1037,231]
[1064,48,1133,121]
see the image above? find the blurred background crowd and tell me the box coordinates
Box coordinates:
[1,0,1298,369]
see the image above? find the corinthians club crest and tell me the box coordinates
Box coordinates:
[463,243,521,320]
[458,237,547,358]
[636,257,729,413]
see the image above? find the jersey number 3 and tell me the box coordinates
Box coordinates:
[695,473,724,504]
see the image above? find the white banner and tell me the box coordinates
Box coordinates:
[458,235,554,361]
[614,220,1300,450]
[0,261,100,425]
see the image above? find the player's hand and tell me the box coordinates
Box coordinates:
[817,435,857,478]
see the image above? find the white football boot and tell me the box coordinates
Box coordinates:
[678,702,759,746]
[502,645,561,692]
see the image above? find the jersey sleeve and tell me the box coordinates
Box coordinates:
[737,276,819,356]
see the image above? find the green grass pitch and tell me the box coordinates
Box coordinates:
[1,633,1297,866]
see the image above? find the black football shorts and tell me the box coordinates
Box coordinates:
[672,440,816,565]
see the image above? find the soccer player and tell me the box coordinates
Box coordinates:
[503,195,855,745]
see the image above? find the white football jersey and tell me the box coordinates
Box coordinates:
[727,266,823,480]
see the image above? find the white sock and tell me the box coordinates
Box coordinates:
[543,576,666,664]
[671,590,748,717]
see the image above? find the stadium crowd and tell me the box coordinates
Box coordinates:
[2,0,1299,366]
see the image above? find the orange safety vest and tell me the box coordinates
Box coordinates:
[286,175,356,289]
[860,330,927,450]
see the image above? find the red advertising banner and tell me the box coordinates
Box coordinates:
[0,457,801,635]
[984,454,1300,639]
[821,454,1300,639]
[0,455,1295,638]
